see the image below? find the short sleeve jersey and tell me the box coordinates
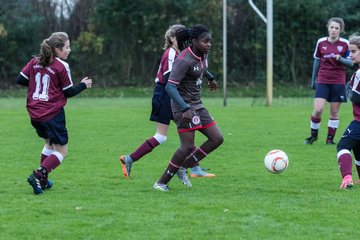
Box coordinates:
[313,37,349,84]
[155,47,178,84]
[349,69,360,122]
[168,47,207,112]
[20,57,73,122]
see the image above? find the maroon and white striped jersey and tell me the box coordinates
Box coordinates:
[20,57,73,122]
[314,37,349,84]
[154,47,178,85]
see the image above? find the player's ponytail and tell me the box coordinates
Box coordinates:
[175,27,190,51]
[163,24,185,50]
[37,32,69,67]
[38,39,53,67]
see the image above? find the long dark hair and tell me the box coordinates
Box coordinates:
[37,32,68,66]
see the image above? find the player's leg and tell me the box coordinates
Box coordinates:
[154,130,195,191]
[27,110,68,194]
[40,140,55,164]
[120,123,169,178]
[305,83,329,144]
[336,121,359,189]
[181,109,223,169]
[327,84,346,144]
[130,123,168,161]
[37,139,55,189]
[327,102,340,144]
[120,83,171,178]
[305,97,326,144]
[182,124,223,170]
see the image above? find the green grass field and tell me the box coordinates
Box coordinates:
[1,97,359,239]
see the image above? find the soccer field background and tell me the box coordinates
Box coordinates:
[0,97,359,239]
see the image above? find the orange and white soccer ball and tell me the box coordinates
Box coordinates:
[264,149,289,174]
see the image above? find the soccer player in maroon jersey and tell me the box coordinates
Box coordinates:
[16,32,93,194]
[153,24,223,191]
[119,24,216,179]
[305,17,353,145]
[337,33,360,189]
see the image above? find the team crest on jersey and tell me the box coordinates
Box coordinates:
[194,66,199,71]
[192,116,200,125]
[337,46,343,52]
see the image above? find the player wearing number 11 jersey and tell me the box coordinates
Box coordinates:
[16,32,93,195]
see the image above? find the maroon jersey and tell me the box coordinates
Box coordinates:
[314,37,349,84]
[349,70,360,122]
[20,57,73,122]
[168,47,208,112]
[155,47,178,84]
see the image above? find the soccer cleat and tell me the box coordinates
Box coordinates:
[340,175,353,189]
[153,181,170,192]
[190,166,216,178]
[326,139,336,145]
[27,172,43,195]
[304,136,318,144]
[120,155,133,178]
[40,179,53,190]
[176,167,192,188]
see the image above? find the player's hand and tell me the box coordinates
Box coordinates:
[311,78,317,90]
[311,81,316,90]
[182,109,192,120]
[208,80,218,91]
[81,77,93,88]
[332,54,341,61]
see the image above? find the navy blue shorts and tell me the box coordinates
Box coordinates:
[338,120,360,159]
[149,83,173,125]
[315,83,347,103]
[31,108,68,145]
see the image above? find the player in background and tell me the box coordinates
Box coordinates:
[16,32,93,194]
[153,24,223,192]
[119,24,216,179]
[305,17,353,145]
[336,33,360,189]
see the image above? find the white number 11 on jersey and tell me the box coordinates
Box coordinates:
[32,72,50,101]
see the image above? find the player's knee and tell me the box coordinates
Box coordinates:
[180,144,195,156]
[216,135,224,146]
[154,132,167,144]
[313,109,323,117]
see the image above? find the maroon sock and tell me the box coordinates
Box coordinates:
[37,154,61,177]
[40,154,48,164]
[327,127,336,141]
[158,150,187,184]
[338,151,352,178]
[130,137,160,161]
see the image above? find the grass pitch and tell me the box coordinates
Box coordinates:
[0,97,359,239]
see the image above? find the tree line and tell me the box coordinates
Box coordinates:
[1,0,360,90]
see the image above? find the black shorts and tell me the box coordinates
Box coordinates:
[31,108,68,145]
[338,120,360,159]
[149,83,173,125]
[173,108,216,133]
[315,83,347,103]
